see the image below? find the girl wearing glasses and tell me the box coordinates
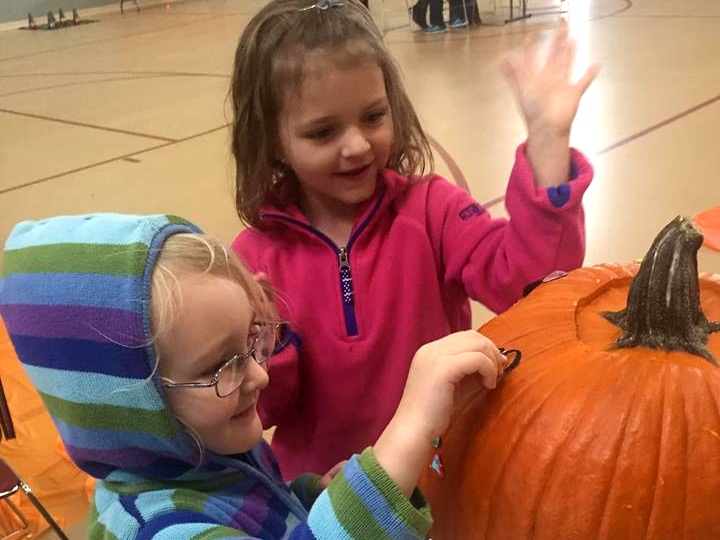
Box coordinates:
[0,213,505,539]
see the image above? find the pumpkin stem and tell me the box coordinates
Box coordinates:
[603,216,720,365]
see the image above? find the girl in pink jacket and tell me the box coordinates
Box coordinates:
[229,0,598,479]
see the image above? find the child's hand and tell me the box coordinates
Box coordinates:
[500,19,599,139]
[373,331,505,496]
[397,331,506,443]
[318,460,348,489]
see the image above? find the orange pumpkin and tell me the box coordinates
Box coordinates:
[419,216,720,539]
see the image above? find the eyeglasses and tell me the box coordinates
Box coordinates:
[161,322,286,398]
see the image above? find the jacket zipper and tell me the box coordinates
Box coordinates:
[337,246,357,336]
[261,185,386,337]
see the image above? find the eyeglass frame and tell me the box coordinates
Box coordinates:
[160,321,286,398]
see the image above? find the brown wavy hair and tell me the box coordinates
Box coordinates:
[230,0,433,228]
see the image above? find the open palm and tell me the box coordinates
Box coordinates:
[501,20,599,137]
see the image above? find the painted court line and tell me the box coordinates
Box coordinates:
[0,107,177,142]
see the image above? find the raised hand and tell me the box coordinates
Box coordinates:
[501,19,599,137]
[500,19,600,187]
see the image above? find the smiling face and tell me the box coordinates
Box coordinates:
[157,273,269,456]
[276,54,395,223]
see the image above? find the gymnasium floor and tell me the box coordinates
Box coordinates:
[0,0,718,536]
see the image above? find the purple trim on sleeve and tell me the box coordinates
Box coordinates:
[547,183,571,208]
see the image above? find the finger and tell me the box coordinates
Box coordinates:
[574,62,601,96]
[476,354,501,389]
[422,330,495,357]
[496,350,509,376]
[445,350,501,389]
[499,49,527,93]
[463,332,505,368]
[463,332,504,362]
[556,38,575,80]
[547,25,573,77]
[328,460,347,477]
[554,17,570,43]
[521,32,541,75]
[499,54,519,85]
[547,20,568,59]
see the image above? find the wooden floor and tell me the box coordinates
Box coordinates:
[2,0,719,535]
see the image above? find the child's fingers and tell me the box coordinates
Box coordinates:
[478,355,501,389]
[558,38,576,79]
[549,18,570,54]
[446,350,502,389]
[502,32,537,74]
[499,54,522,93]
[544,22,567,68]
[468,333,506,374]
[574,62,601,96]
[496,349,509,376]
[546,28,575,78]
[419,330,485,355]
[318,460,348,489]
[415,331,504,390]
[325,460,347,478]
[522,32,541,66]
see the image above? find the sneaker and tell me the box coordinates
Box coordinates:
[423,23,447,34]
[449,18,468,28]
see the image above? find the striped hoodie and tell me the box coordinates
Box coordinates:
[0,213,432,540]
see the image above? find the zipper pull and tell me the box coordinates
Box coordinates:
[338,247,353,306]
[338,247,350,269]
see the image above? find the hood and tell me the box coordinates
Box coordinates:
[0,213,237,482]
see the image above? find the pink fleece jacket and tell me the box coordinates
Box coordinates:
[231,144,593,479]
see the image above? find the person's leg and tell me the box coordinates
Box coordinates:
[427,0,445,27]
[467,0,482,24]
[411,0,429,28]
[448,0,466,23]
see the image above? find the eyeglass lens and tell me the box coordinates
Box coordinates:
[216,325,277,397]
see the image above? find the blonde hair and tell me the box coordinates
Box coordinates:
[230,0,433,227]
[149,233,280,461]
[150,233,278,346]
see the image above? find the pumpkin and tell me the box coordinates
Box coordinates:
[695,206,720,251]
[419,216,720,540]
